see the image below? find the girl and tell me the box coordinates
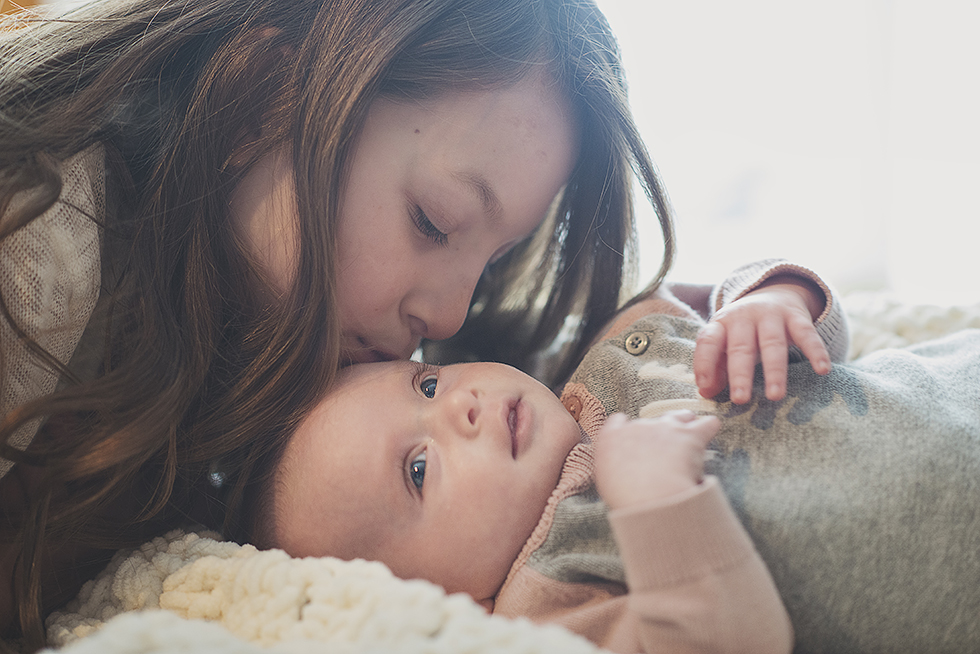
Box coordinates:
[0,0,673,648]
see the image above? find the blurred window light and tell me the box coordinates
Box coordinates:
[597,0,980,305]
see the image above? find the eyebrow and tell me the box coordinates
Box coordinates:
[453,171,503,224]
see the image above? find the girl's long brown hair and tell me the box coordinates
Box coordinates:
[0,0,674,648]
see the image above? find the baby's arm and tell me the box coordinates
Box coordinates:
[595,412,793,654]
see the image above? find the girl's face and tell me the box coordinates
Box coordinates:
[230,71,579,363]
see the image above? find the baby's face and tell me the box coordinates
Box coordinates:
[274,360,583,604]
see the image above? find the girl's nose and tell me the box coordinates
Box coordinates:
[409,290,471,342]
[403,262,482,342]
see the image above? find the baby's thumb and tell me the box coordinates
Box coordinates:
[603,413,629,430]
[696,415,722,444]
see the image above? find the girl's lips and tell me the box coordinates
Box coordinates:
[346,338,398,364]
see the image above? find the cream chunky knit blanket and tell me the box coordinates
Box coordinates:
[45,530,601,654]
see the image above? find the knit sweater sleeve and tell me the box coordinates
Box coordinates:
[709,258,850,363]
[0,145,104,478]
[609,477,793,654]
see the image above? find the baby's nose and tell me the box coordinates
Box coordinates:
[446,388,480,438]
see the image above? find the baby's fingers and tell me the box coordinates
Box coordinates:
[694,322,728,399]
[662,409,699,423]
[690,414,721,447]
[681,415,722,483]
[757,315,789,401]
[787,314,832,375]
[724,319,758,404]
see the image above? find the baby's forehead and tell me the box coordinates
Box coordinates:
[334,360,415,392]
[301,365,403,433]
[276,364,416,558]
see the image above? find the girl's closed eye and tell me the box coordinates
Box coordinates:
[409,204,448,247]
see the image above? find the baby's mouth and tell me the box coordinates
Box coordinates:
[509,405,518,459]
[509,398,528,460]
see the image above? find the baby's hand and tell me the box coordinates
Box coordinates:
[595,411,720,510]
[693,275,831,404]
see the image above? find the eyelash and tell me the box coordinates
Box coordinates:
[410,362,439,398]
[409,205,449,247]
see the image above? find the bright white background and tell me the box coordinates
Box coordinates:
[596,0,980,305]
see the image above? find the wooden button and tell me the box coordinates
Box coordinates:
[563,395,583,421]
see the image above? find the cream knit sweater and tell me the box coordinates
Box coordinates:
[0,145,103,477]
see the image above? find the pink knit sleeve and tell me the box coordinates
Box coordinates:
[609,477,793,654]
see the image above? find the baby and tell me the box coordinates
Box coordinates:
[248,260,980,653]
[259,360,792,654]
[244,259,846,654]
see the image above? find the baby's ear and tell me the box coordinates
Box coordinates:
[476,597,494,613]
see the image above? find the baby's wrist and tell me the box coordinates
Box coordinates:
[755,274,825,320]
[603,475,701,511]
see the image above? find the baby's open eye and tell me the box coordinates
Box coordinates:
[410,362,439,398]
[409,451,426,490]
[420,375,437,398]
